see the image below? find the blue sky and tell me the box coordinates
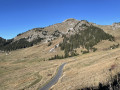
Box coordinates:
[0,0,120,39]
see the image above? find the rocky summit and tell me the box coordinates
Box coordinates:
[0,18,119,52]
[1,18,120,90]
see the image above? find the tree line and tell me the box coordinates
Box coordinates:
[0,37,43,51]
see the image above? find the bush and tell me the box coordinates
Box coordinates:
[110,44,119,49]
[48,42,52,46]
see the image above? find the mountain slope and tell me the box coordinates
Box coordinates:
[0,19,116,53]
[1,19,120,90]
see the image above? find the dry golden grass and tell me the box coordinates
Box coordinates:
[1,43,120,90]
[0,37,63,61]
[0,37,66,90]
[51,48,120,90]
[0,53,73,90]
[94,40,118,51]
[0,25,120,90]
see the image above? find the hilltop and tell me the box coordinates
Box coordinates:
[0,18,119,59]
[1,19,120,90]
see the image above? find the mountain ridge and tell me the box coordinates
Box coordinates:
[1,18,120,40]
[0,18,118,60]
[1,19,120,90]
[0,18,120,54]
[11,18,118,41]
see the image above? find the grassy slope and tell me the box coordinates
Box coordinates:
[0,52,70,90]
[52,48,120,90]
[51,26,120,90]
[0,37,65,90]
[0,25,120,90]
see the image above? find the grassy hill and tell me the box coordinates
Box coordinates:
[0,19,120,90]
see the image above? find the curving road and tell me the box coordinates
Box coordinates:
[39,63,66,90]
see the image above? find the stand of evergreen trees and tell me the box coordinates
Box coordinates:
[0,37,43,51]
[49,55,64,60]
[59,26,114,56]
[49,51,78,60]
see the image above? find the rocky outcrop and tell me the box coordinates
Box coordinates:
[74,20,92,31]
[112,22,120,30]
[0,18,117,51]
[13,18,107,45]
[67,20,92,34]
[14,28,62,43]
[13,18,79,43]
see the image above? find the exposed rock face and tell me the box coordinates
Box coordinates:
[1,18,118,52]
[112,22,120,30]
[66,20,92,34]
[14,28,61,43]
[74,20,92,31]
[52,30,61,37]
[14,18,80,42]
[49,44,59,53]
[13,18,105,43]
[14,28,44,42]
[42,31,48,36]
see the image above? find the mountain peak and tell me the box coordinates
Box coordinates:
[63,18,78,22]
